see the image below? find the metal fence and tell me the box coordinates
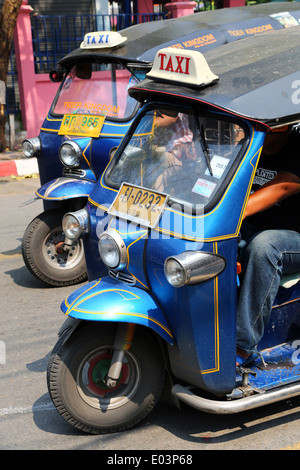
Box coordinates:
[6,43,20,115]
[31,12,167,74]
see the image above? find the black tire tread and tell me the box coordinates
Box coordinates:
[47,324,165,434]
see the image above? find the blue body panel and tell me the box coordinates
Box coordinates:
[36,116,133,205]
[36,111,137,212]
[38,113,134,183]
[61,276,173,344]
[36,177,97,201]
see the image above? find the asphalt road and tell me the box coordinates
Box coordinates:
[1,175,300,452]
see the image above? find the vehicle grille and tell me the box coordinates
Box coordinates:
[108,269,136,285]
[62,168,86,178]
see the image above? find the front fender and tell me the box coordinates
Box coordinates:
[36,177,96,201]
[61,276,174,345]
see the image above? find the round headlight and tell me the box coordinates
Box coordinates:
[59,141,82,168]
[22,137,41,158]
[62,209,89,240]
[99,234,120,268]
[164,251,226,288]
[98,229,127,270]
[164,258,186,287]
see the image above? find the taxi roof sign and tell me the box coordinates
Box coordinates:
[146,48,219,88]
[80,31,127,50]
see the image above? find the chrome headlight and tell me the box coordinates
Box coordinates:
[98,229,127,270]
[164,251,226,288]
[22,137,41,158]
[59,141,82,168]
[62,208,89,240]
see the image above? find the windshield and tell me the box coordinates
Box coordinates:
[52,62,140,120]
[107,106,248,209]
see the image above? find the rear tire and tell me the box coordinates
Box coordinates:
[47,323,165,434]
[22,210,87,287]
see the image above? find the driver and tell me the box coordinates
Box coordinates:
[236,125,300,366]
[153,110,195,192]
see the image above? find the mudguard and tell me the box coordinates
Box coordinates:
[61,276,174,345]
[36,177,96,201]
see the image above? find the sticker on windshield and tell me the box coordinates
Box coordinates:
[62,101,120,116]
[205,155,230,179]
[192,178,216,198]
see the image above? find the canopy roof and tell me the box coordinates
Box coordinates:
[58,3,300,68]
[129,25,300,127]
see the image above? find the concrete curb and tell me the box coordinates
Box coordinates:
[0,154,39,177]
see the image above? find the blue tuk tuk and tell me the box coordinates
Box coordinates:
[46,24,300,434]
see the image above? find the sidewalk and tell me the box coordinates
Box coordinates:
[0,150,39,177]
[0,126,38,177]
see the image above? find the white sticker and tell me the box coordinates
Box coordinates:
[192,178,216,198]
[205,155,229,179]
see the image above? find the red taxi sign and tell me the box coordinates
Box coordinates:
[80,31,127,50]
[146,47,219,87]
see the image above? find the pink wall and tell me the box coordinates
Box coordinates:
[137,0,153,13]
[165,0,196,18]
[13,0,243,138]
[14,1,60,138]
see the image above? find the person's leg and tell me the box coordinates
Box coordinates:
[236,229,300,356]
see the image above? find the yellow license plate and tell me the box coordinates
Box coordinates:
[109,183,168,228]
[58,114,105,137]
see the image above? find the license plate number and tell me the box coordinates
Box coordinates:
[108,183,168,228]
[58,114,105,137]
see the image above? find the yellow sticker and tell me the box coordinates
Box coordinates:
[58,114,105,137]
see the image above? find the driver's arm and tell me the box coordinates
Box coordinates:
[244,171,300,219]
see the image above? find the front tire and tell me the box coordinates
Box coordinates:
[47,323,165,434]
[22,210,87,287]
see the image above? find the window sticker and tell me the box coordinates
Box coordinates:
[205,155,230,179]
[192,178,216,198]
[62,101,120,116]
[270,12,299,28]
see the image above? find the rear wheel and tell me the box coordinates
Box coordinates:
[47,323,165,434]
[22,210,87,287]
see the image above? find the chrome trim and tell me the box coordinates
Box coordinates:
[108,269,136,285]
[172,382,300,414]
[164,251,226,287]
[62,168,87,178]
[59,141,82,168]
[99,228,128,270]
[62,208,89,240]
[22,137,41,158]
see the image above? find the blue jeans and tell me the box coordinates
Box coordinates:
[236,224,300,355]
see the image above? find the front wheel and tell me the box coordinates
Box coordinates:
[47,323,165,434]
[22,210,87,287]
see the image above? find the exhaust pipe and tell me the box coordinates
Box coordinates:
[172,382,300,414]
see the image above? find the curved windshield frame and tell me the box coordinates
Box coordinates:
[51,61,142,121]
[105,103,249,211]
